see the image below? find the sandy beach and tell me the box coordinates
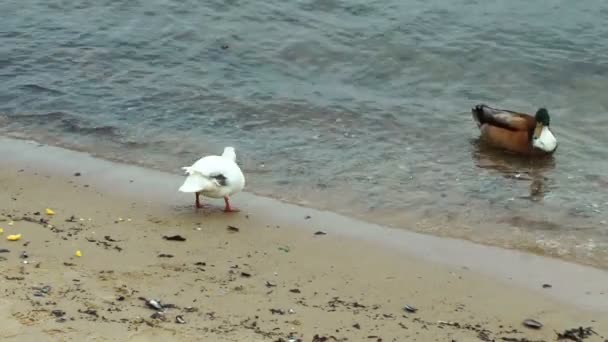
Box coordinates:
[0,137,607,342]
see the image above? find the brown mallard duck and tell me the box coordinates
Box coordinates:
[471,104,557,155]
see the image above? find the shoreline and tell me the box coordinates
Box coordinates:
[3,132,606,271]
[2,136,607,311]
[1,136,607,341]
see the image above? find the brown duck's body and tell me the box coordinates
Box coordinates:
[471,104,557,156]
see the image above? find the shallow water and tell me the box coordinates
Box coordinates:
[1,0,608,267]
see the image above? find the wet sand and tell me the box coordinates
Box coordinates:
[0,137,607,342]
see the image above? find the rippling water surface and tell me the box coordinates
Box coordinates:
[2,0,608,267]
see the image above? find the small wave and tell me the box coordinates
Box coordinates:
[8,111,67,121]
[19,84,64,95]
[59,117,120,137]
[7,111,120,138]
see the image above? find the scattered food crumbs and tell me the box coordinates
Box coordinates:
[7,234,21,241]
[75,250,82,257]
[8,221,14,226]
[45,208,55,215]
[0,228,3,234]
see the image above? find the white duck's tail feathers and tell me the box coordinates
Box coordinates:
[179,173,210,193]
[182,166,195,175]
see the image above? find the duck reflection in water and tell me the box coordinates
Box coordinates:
[470,138,556,202]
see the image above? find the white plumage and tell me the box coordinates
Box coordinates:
[179,147,245,212]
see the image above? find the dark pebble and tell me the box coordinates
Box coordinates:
[270,308,285,315]
[151,311,166,320]
[162,235,186,241]
[51,310,66,317]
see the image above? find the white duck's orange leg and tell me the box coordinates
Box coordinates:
[223,196,239,212]
[195,192,211,209]
[195,192,202,209]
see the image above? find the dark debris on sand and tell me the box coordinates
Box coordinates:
[556,326,599,341]
[1,208,605,342]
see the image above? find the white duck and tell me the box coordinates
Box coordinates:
[178,146,245,212]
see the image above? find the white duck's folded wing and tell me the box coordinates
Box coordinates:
[179,172,214,193]
[178,155,237,193]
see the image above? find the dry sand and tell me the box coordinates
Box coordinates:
[0,137,607,342]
